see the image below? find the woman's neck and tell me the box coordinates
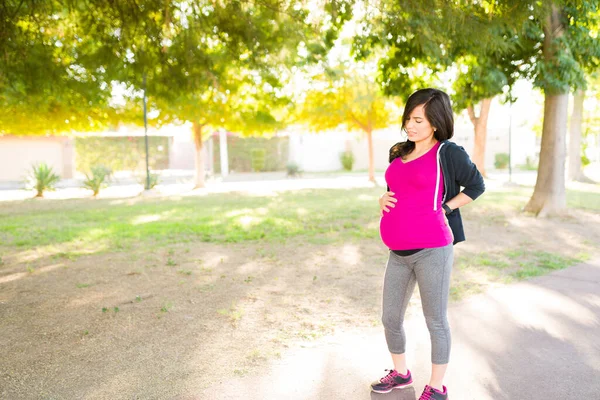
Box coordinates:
[414,137,438,153]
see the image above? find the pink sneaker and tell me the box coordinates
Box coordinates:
[370,369,413,393]
[419,384,448,399]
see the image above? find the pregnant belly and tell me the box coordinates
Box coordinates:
[379,208,452,250]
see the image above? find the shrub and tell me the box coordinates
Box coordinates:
[340,151,354,171]
[251,148,266,172]
[286,161,302,177]
[83,165,112,197]
[75,136,169,173]
[28,163,60,197]
[582,141,591,167]
[138,171,160,189]
[494,153,510,169]
[213,136,289,173]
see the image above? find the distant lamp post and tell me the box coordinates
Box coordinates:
[508,100,513,184]
[143,73,150,190]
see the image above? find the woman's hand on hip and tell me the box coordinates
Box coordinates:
[379,191,397,216]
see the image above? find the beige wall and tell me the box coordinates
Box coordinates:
[0,136,74,182]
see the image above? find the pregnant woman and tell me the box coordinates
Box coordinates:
[371,88,485,400]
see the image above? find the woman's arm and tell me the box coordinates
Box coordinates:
[444,146,485,211]
[444,192,474,211]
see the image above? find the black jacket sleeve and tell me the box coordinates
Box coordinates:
[452,146,485,200]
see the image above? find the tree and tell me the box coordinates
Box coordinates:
[354,1,528,178]
[567,17,600,184]
[298,60,400,183]
[71,0,354,188]
[522,1,600,215]
[451,34,528,178]
[356,0,600,215]
[1,0,355,190]
[452,60,509,178]
[0,1,120,135]
[568,87,595,182]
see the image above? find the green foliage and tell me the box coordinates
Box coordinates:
[513,252,582,279]
[251,149,267,172]
[286,162,302,177]
[581,141,591,167]
[27,163,60,197]
[357,1,600,99]
[0,1,120,135]
[297,60,400,134]
[451,60,510,112]
[339,151,354,171]
[83,165,112,197]
[75,137,169,173]
[1,1,354,140]
[356,1,523,98]
[494,153,510,169]
[76,1,353,136]
[138,172,161,190]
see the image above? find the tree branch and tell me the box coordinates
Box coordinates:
[348,109,369,132]
[9,0,26,21]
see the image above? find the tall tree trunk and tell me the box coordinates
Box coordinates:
[366,128,375,183]
[193,121,205,188]
[467,98,492,178]
[568,89,593,182]
[524,4,568,216]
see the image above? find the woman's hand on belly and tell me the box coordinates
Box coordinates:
[379,191,397,217]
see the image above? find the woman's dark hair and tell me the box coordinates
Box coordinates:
[389,88,454,162]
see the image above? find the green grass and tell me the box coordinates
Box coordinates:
[160,302,173,313]
[566,189,600,211]
[76,283,92,288]
[513,252,583,279]
[450,281,485,301]
[0,186,598,260]
[0,188,382,254]
[455,247,589,286]
[474,185,600,212]
[218,302,244,325]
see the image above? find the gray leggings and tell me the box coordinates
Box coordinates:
[382,244,454,364]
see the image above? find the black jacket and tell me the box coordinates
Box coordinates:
[387,140,485,244]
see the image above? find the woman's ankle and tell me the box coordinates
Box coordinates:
[428,382,445,393]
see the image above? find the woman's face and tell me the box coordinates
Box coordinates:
[404,104,435,143]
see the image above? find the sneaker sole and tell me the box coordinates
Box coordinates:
[371,380,413,393]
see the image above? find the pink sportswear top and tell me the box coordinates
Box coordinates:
[379,141,453,250]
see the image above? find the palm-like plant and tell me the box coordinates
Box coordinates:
[83,165,112,197]
[29,163,60,197]
[138,172,160,190]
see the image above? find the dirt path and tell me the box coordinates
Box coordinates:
[198,258,600,400]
